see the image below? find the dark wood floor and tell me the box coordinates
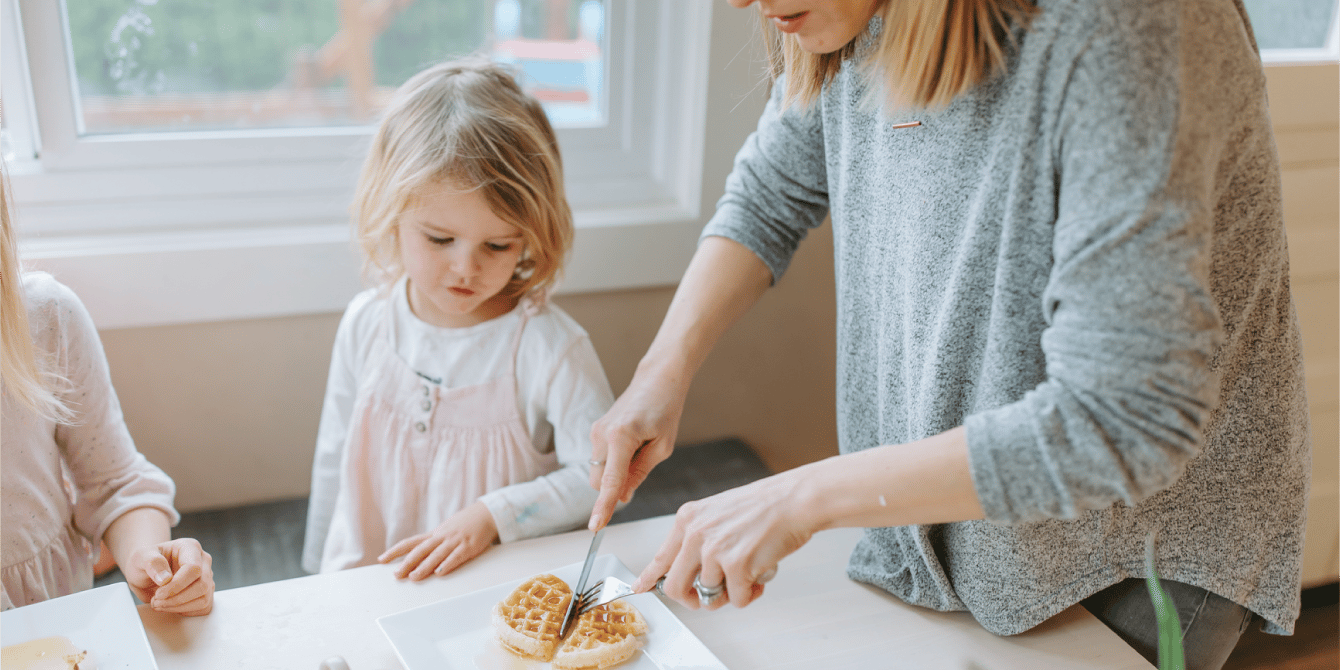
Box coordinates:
[95,437,1338,670]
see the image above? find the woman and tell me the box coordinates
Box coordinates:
[586,1,1309,668]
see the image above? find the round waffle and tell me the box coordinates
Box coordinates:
[491,573,573,661]
[552,599,648,670]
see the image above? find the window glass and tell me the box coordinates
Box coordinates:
[64,0,605,134]
[1243,0,1337,50]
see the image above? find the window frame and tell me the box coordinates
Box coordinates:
[7,0,715,329]
[1258,4,1340,65]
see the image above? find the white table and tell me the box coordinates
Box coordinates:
[138,515,1154,669]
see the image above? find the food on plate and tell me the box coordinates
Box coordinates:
[492,573,573,661]
[552,599,648,670]
[492,572,649,668]
[0,635,95,670]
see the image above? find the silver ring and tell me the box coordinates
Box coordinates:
[692,573,725,608]
[587,459,605,466]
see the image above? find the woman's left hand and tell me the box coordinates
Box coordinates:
[379,501,499,580]
[633,469,816,610]
[122,538,215,616]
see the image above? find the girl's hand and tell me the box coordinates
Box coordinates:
[121,538,215,616]
[633,469,816,610]
[588,368,690,531]
[379,501,498,580]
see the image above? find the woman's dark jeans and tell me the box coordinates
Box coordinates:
[1082,578,1255,670]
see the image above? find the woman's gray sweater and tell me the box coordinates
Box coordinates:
[701,0,1310,635]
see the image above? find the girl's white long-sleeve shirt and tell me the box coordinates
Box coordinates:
[302,278,612,573]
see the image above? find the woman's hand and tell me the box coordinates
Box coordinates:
[587,366,690,531]
[121,538,215,616]
[633,469,817,610]
[379,501,498,580]
[632,429,985,610]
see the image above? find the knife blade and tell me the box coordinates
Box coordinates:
[560,528,604,637]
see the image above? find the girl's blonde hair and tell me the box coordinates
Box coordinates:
[764,0,1036,110]
[1,166,71,423]
[352,58,572,298]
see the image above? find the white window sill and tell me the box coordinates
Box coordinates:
[18,201,705,330]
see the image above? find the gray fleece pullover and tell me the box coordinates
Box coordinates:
[702,0,1310,636]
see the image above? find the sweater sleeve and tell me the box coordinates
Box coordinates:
[480,333,612,543]
[301,292,373,573]
[964,1,1244,524]
[54,283,179,549]
[700,76,831,282]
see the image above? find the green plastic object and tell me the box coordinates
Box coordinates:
[1145,531,1186,670]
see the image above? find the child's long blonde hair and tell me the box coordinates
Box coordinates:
[1,166,71,422]
[764,0,1036,110]
[352,58,572,298]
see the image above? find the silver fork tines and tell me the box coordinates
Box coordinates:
[574,577,640,617]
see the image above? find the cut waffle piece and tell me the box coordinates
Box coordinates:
[552,599,649,670]
[491,573,573,661]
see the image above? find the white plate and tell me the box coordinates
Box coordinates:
[0,583,157,669]
[378,554,726,670]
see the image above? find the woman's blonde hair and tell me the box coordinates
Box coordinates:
[352,57,572,298]
[1,166,71,423]
[764,0,1036,110]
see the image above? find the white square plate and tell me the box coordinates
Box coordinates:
[378,554,726,670]
[0,583,157,669]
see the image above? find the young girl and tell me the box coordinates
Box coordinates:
[1,168,214,615]
[301,58,614,580]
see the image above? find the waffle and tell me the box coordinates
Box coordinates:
[552,599,648,670]
[491,573,573,661]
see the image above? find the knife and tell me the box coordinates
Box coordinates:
[560,528,604,637]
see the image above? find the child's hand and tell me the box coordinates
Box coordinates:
[121,538,215,616]
[379,501,499,580]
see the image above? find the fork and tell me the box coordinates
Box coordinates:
[577,567,780,616]
[573,576,657,617]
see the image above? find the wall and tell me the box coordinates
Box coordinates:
[96,223,838,512]
[1265,62,1340,587]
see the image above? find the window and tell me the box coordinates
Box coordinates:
[62,0,605,134]
[1244,0,1340,62]
[4,0,716,328]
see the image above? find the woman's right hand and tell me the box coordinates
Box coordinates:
[588,236,774,531]
[587,365,690,531]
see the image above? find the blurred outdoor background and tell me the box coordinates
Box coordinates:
[62,0,604,134]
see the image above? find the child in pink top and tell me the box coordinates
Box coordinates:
[1,170,215,614]
[302,59,614,579]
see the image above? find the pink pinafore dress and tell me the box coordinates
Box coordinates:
[319,300,557,572]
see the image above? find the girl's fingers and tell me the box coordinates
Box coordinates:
[379,534,425,563]
[408,540,455,581]
[434,541,479,576]
[152,577,211,609]
[142,552,174,586]
[128,584,156,605]
[153,592,213,616]
[393,538,438,579]
[154,562,202,602]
